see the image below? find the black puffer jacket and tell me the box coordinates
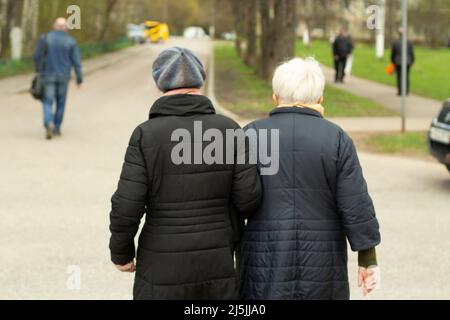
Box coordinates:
[240,107,380,300]
[109,94,261,300]
[333,36,354,58]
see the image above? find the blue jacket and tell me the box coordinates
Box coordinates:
[240,107,381,300]
[34,30,83,84]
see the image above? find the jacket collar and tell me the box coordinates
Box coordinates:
[149,94,216,119]
[270,106,323,118]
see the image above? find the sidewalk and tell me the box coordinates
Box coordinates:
[212,63,440,132]
[322,65,442,119]
[0,44,149,96]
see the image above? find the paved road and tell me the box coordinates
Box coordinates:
[0,38,449,299]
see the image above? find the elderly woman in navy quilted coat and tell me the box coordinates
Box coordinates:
[240,57,381,300]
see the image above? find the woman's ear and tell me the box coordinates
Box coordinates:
[318,96,324,104]
[272,93,279,106]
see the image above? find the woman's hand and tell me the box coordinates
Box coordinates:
[115,260,136,273]
[358,266,379,296]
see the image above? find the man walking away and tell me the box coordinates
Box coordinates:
[34,18,83,140]
[391,28,415,96]
[332,30,354,83]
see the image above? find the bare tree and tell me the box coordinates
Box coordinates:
[230,0,245,57]
[410,0,450,47]
[0,0,23,58]
[21,0,39,55]
[275,0,297,61]
[97,0,118,41]
[244,0,257,67]
[0,0,8,55]
[259,0,275,79]
[259,0,298,80]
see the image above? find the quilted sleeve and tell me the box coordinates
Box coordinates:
[109,126,149,265]
[231,126,262,219]
[336,132,381,251]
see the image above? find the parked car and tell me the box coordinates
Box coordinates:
[428,100,450,172]
[183,27,209,40]
[127,24,146,44]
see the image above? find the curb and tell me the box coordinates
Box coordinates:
[206,43,243,122]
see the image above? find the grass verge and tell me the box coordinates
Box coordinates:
[296,40,450,101]
[352,131,429,158]
[215,42,396,118]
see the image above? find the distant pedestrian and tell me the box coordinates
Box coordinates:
[34,17,83,140]
[391,28,415,96]
[332,30,354,83]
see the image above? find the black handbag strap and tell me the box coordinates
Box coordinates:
[38,33,48,74]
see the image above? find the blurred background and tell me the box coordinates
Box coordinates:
[0,0,449,300]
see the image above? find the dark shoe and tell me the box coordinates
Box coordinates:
[53,129,62,137]
[46,124,53,140]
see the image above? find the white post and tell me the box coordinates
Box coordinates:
[303,29,310,47]
[10,27,23,61]
[375,0,386,59]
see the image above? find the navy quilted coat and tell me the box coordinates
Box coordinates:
[240,107,381,300]
[109,95,261,300]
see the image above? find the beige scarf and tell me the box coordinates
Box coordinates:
[277,102,325,117]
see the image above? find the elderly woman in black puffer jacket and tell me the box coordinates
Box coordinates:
[109,47,261,300]
[240,57,381,300]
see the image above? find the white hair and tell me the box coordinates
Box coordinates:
[272,57,325,105]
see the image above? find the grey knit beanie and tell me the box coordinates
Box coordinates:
[152,47,206,92]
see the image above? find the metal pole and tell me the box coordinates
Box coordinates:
[401,0,408,133]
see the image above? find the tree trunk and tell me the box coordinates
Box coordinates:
[259,0,298,80]
[231,0,245,57]
[276,0,297,61]
[1,0,23,58]
[244,0,257,67]
[1,0,11,57]
[97,0,118,41]
[0,0,8,56]
[259,0,276,80]
[21,0,39,56]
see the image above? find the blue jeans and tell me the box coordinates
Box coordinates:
[42,77,69,131]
